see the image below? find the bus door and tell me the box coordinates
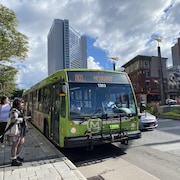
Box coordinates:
[51,83,60,144]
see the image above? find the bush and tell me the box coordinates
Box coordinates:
[145,103,159,115]
[161,108,180,117]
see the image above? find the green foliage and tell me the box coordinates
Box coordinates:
[11,89,25,99]
[0,5,29,62]
[0,5,29,96]
[144,103,159,115]
[145,103,180,118]
[161,108,180,117]
[151,105,158,114]
[0,65,18,96]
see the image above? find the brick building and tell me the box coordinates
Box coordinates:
[122,55,168,104]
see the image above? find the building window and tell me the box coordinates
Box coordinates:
[146,80,150,89]
[144,61,149,68]
[145,70,150,77]
[154,80,159,89]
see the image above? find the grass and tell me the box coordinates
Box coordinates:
[161,108,180,117]
[145,104,180,118]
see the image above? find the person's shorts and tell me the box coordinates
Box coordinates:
[12,136,19,142]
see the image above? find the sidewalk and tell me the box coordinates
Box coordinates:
[0,122,86,180]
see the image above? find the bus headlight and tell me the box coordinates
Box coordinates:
[70,127,76,134]
[131,122,136,128]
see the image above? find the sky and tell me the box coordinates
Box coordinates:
[1,0,180,89]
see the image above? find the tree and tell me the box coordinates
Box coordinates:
[0,65,18,97]
[11,89,25,99]
[0,5,29,96]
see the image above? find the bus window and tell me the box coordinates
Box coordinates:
[43,87,50,114]
[69,83,137,120]
[33,90,38,111]
[60,85,66,118]
[38,89,43,112]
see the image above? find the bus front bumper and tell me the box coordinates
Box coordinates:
[127,130,141,140]
[64,133,128,148]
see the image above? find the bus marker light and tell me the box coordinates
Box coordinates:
[69,122,73,126]
[131,122,136,128]
[59,93,65,96]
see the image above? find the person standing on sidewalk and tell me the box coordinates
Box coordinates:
[0,96,11,148]
[9,98,28,166]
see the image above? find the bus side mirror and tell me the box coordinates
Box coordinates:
[62,84,67,93]
[60,82,67,95]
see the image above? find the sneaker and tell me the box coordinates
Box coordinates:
[11,159,22,166]
[17,156,24,162]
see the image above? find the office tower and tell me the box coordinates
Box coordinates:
[48,19,87,75]
[171,38,180,67]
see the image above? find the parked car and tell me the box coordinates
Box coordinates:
[166,99,177,105]
[138,109,158,130]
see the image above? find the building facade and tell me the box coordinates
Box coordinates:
[171,38,180,67]
[47,19,87,75]
[166,37,180,100]
[122,55,168,104]
[167,66,180,100]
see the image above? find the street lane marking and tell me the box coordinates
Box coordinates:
[151,142,180,151]
[158,126,180,130]
[157,119,176,122]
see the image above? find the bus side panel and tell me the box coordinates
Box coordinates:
[33,110,44,132]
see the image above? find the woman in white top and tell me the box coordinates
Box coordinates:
[0,96,11,147]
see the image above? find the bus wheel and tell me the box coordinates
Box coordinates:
[121,139,128,145]
[44,118,49,138]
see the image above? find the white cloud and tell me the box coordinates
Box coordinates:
[1,0,180,89]
[87,56,103,69]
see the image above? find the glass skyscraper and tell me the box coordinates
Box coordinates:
[48,19,87,75]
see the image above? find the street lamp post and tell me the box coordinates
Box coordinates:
[113,63,116,71]
[155,38,166,105]
[109,57,119,71]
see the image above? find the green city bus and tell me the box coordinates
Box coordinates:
[22,69,141,149]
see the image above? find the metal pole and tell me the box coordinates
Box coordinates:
[109,57,119,71]
[158,46,166,105]
[113,62,116,71]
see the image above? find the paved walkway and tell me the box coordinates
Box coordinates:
[0,122,86,180]
[0,122,160,180]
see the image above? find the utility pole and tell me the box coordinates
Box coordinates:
[155,38,166,105]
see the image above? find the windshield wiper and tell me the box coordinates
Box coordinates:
[102,111,136,119]
[79,117,91,125]
[78,109,103,125]
[91,109,103,116]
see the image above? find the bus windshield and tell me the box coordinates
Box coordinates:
[69,83,137,120]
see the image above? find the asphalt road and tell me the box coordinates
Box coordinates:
[61,118,180,180]
[120,118,180,180]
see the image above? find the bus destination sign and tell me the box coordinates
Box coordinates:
[67,71,129,84]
